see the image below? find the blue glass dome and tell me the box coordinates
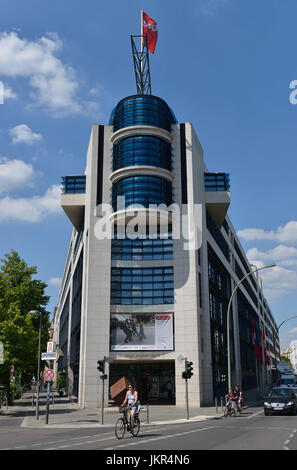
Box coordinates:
[109,95,177,132]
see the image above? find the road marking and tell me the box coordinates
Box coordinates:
[247,410,263,419]
[43,425,180,450]
[46,435,117,450]
[105,426,215,450]
[282,429,297,450]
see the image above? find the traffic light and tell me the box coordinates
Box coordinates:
[97,360,105,374]
[186,361,193,379]
[182,360,193,380]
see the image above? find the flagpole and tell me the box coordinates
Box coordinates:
[140,10,144,76]
[141,10,143,53]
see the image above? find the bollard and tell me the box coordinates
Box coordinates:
[45,382,51,424]
[146,403,149,424]
[215,397,217,412]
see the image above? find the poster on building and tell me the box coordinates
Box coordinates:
[110,313,173,351]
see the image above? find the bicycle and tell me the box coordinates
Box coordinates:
[115,404,141,439]
[235,394,244,414]
[224,400,238,417]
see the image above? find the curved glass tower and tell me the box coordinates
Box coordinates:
[110,95,175,309]
[110,95,176,212]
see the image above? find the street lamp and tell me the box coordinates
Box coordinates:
[29,310,42,420]
[276,316,297,368]
[226,263,276,391]
[277,316,297,331]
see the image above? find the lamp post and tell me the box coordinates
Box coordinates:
[277,316,297,368]
[277,316,297,331]
[226,263,275,391]
[29,310,42,420]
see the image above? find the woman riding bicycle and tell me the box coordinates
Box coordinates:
[121,383,139,430]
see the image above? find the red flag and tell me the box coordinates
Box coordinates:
[262,329,268,365]
[142,11,158,54]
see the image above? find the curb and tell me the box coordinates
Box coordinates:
[20,412,225,429]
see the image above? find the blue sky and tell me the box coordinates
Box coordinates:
[0,0,297,349]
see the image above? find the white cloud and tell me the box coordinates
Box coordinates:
[0,157,37,194]
[238,221,297,244]
[247,245,297,267]
[200,0,232,16]
[3,83,17,100]
[9,124,42,145]
[0,184,61,222]
[48,277,62,287]
[288,327,297,335]
[248,264,297,302]
[0,31,98,117]
[242,234,297,302]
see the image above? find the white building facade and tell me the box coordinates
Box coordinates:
[53,94,280,408]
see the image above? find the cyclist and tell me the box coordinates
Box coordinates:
[234,384,242,411]
[121,383,139,431]
[225,387,237,416]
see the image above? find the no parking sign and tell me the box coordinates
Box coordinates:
[43,369,55,382]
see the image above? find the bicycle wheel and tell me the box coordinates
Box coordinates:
[115,417,126,439]
[224,406,230,417]
[131,417,140,437]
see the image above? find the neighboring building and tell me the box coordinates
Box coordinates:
[289,341,297,373]
[53,93,280,408]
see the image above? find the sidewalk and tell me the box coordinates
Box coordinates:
[0,391,226,429]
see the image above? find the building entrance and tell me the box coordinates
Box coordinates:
[109,361,175,405]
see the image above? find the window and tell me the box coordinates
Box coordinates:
[110,95,177,132]
[113,136,172,171]
[112,175,172,210]
[111,229,173,260]
[110,267,174,305]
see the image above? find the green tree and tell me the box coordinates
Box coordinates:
[0,250,51,401]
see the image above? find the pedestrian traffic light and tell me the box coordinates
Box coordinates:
[97,360,105,374]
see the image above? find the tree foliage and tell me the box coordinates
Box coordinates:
[0,250,51,390]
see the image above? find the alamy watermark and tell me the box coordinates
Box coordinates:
[289,80,297,104]
[93,197,203,252]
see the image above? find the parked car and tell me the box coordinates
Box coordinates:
[264,387,297,416]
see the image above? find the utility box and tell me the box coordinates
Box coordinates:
[110,377,132,405]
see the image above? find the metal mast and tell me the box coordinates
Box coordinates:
[131,34,152,95]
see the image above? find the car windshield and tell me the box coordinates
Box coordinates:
[268,388,291,397]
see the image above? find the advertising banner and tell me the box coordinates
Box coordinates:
[110,313,173,351]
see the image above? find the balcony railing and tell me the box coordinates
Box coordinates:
[204,173,230,191]
[62,175,86,194]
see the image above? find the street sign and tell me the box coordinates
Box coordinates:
[41,352,57,361]
[43,369,55,382]
[47,342,56,353]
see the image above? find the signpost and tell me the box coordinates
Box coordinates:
[43,369,55,424]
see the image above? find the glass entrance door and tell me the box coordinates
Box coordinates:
[109,361,175,404]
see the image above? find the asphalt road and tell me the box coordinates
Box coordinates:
[1,406,297,453]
